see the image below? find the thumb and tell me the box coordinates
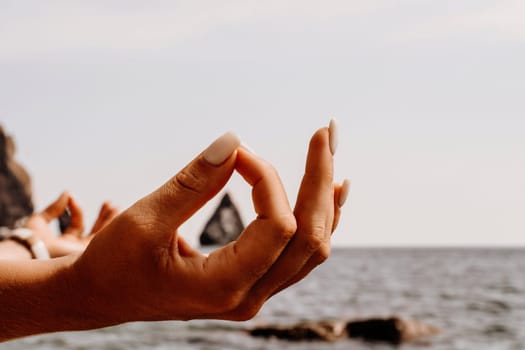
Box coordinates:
[144,131,241,228]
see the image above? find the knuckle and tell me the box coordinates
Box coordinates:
[206,278,246,314]
[315,243,331,264]
[274,214,297,241]
[214,290,245,314]
[303,225,327,254]
[171,164,207,194]
[231,301,262,321]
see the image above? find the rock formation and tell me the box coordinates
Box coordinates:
[199,193,244,246]
[0,126,34,228]
[250,320,347,342]
[346,317,439,344]
[249,317,439,344]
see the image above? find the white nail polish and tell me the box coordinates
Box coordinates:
[338,179,350,207]
[329,118,339,155]
[203,131,241,165]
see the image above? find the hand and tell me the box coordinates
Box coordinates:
[68,124,348,327]
[26,193,119,257]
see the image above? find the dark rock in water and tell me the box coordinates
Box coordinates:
[347,317,404,343]
[249,317,439,344]
[0,126,34,228]
[346,317,440,343]
[249,320,347,342]
[199,193,244,246]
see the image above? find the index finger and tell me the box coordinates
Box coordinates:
[206,147,296,290]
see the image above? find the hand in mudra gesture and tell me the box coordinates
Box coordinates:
[57,122,348,330]
[25,193,119,258]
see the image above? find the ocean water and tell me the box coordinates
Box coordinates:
[5,248,525,350]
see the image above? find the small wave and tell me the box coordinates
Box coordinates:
[186,336,207,344]
[483,324,515,337]
[440,292,455,300]
[467,299,510,314]
[402,290,421,299]
[487,284,522,295]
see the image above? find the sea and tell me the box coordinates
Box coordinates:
[4,248,525,350]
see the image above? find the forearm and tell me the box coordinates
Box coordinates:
[0,240,32,260]
[0,254,91,341]
[47,239,85,258]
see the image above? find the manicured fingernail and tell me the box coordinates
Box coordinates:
[338,179,350,207]
[241,142,256,155]
[203,131,241,165]
[329,118,339,155]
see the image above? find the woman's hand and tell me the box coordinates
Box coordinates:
[68,122,349,327]
[26,193,119,257]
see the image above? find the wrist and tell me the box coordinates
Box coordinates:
[0,227,50,260]
[0,254,88,341]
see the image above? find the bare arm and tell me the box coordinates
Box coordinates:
[0,122,348,341]
[0,240,32,260]
[0,255,81,340]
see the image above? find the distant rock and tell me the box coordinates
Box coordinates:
[249,320,346,342]
[346,317,439,344]
[199,193,244,246]
[249,317,439,344]
[0,126,34,228]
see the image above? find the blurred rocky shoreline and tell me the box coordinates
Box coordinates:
[249,316,439,345]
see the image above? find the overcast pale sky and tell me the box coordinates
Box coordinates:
[1,0,524,246]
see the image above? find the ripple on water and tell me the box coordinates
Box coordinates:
[483,324,515,338]
[466,299,511,315]
[3,248,525,350]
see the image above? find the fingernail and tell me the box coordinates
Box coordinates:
[203,131,241,165]
[338,179,350,207]
[329,118,339,155]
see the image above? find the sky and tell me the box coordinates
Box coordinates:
[1,0,524,246]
